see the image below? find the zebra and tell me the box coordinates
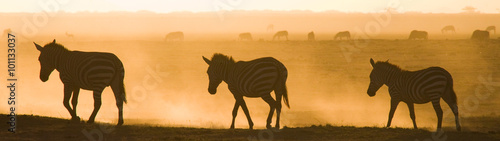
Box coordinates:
[239,32,253,41]
[267,24,274,32]
[273,30,288,41]
[367,58,461,131]
[65,32,74,38]
[165,31,184,41]
[441,25,456,34]
[308,31,315,41]
[471,30,490,40]
[408,30,428,40]
[486,26,496,34]
[202,53,289,129]
[334,31,351,40]
[34,39,127,126]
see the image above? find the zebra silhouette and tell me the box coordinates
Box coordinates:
[308,31,315,41]
[239,32,252,41]
[267,24,274,32]
[34,40,127,125]
[273,30,288,41]
[367,59,461,131]
[165,31,184,41]
[334,31,350,40]
[486,26,496,34]
[202,53,289,129]
[441,25,456,34]
[65,32,74,38]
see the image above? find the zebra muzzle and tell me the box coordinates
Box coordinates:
[208,88,217,94]
[40,76,49,82]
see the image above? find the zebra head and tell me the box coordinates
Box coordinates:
[367,58,384,97]
[203,54,235,95]
[203,56,222,94]
[34,39,60,82]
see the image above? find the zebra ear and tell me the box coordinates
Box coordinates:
[52,39,56,43]
[370,58,375,67]
[34,42,43,51]
[203,56,211,65]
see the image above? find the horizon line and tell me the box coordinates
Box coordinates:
[1,9,499,14]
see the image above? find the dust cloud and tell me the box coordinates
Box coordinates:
[0,11,499,130]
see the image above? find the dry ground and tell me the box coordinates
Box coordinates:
[0,114,499,141]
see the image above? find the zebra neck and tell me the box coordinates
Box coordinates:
[222,64,235,83]
[54,51,71,71]
[383,69,402,86]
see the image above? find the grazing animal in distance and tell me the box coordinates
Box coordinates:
[367,59,461,131]
[308,31,315,41]
[165,31,184,41]
[441,25,456,34]
[471,30,489,40]
[65,32,74,38]
[267,24,274,32]
[273,30,288,41]
[34,40,127,126]
[202,53,289,129]
[334,31,350,40]
[408,30,428,40]
[239,32,253,41]
[486,26,496,34]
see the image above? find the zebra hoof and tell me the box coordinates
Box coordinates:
[71,116,81,123]
[266,125,272,129]
[116,120,123,126]
[71,116,80,120]
[87,120,95,124]
[457,126,462,131]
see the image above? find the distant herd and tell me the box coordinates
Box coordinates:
[162,25,496,41]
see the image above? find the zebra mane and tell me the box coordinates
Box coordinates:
[376,61,402,72]
[211,53,235,64]
[43,42,69,51]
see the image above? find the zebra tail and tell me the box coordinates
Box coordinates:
[119,65,127,104]
[122,81,127,104]
[283,85,290,108]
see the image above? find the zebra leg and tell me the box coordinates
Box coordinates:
[431,99,443,131]
[230,101,240,129]
[63,85,77,121]
[443,94,461,131]
[88,90,103,124]
[111,83,124,126]
[71,88,81,122]
[275,91,283,129]
[262,93,276,129]
[237,97,254,129]
[387,99,400,127]
[406,103,418,129]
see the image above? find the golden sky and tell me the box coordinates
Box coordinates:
[1,0,499,13]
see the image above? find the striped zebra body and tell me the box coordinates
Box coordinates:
[388,67,450,104]
[367,58,461,131]
[203,54,289,129]
[227,57,285,97]
[35,40,126,126]
[59,51,122,91]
